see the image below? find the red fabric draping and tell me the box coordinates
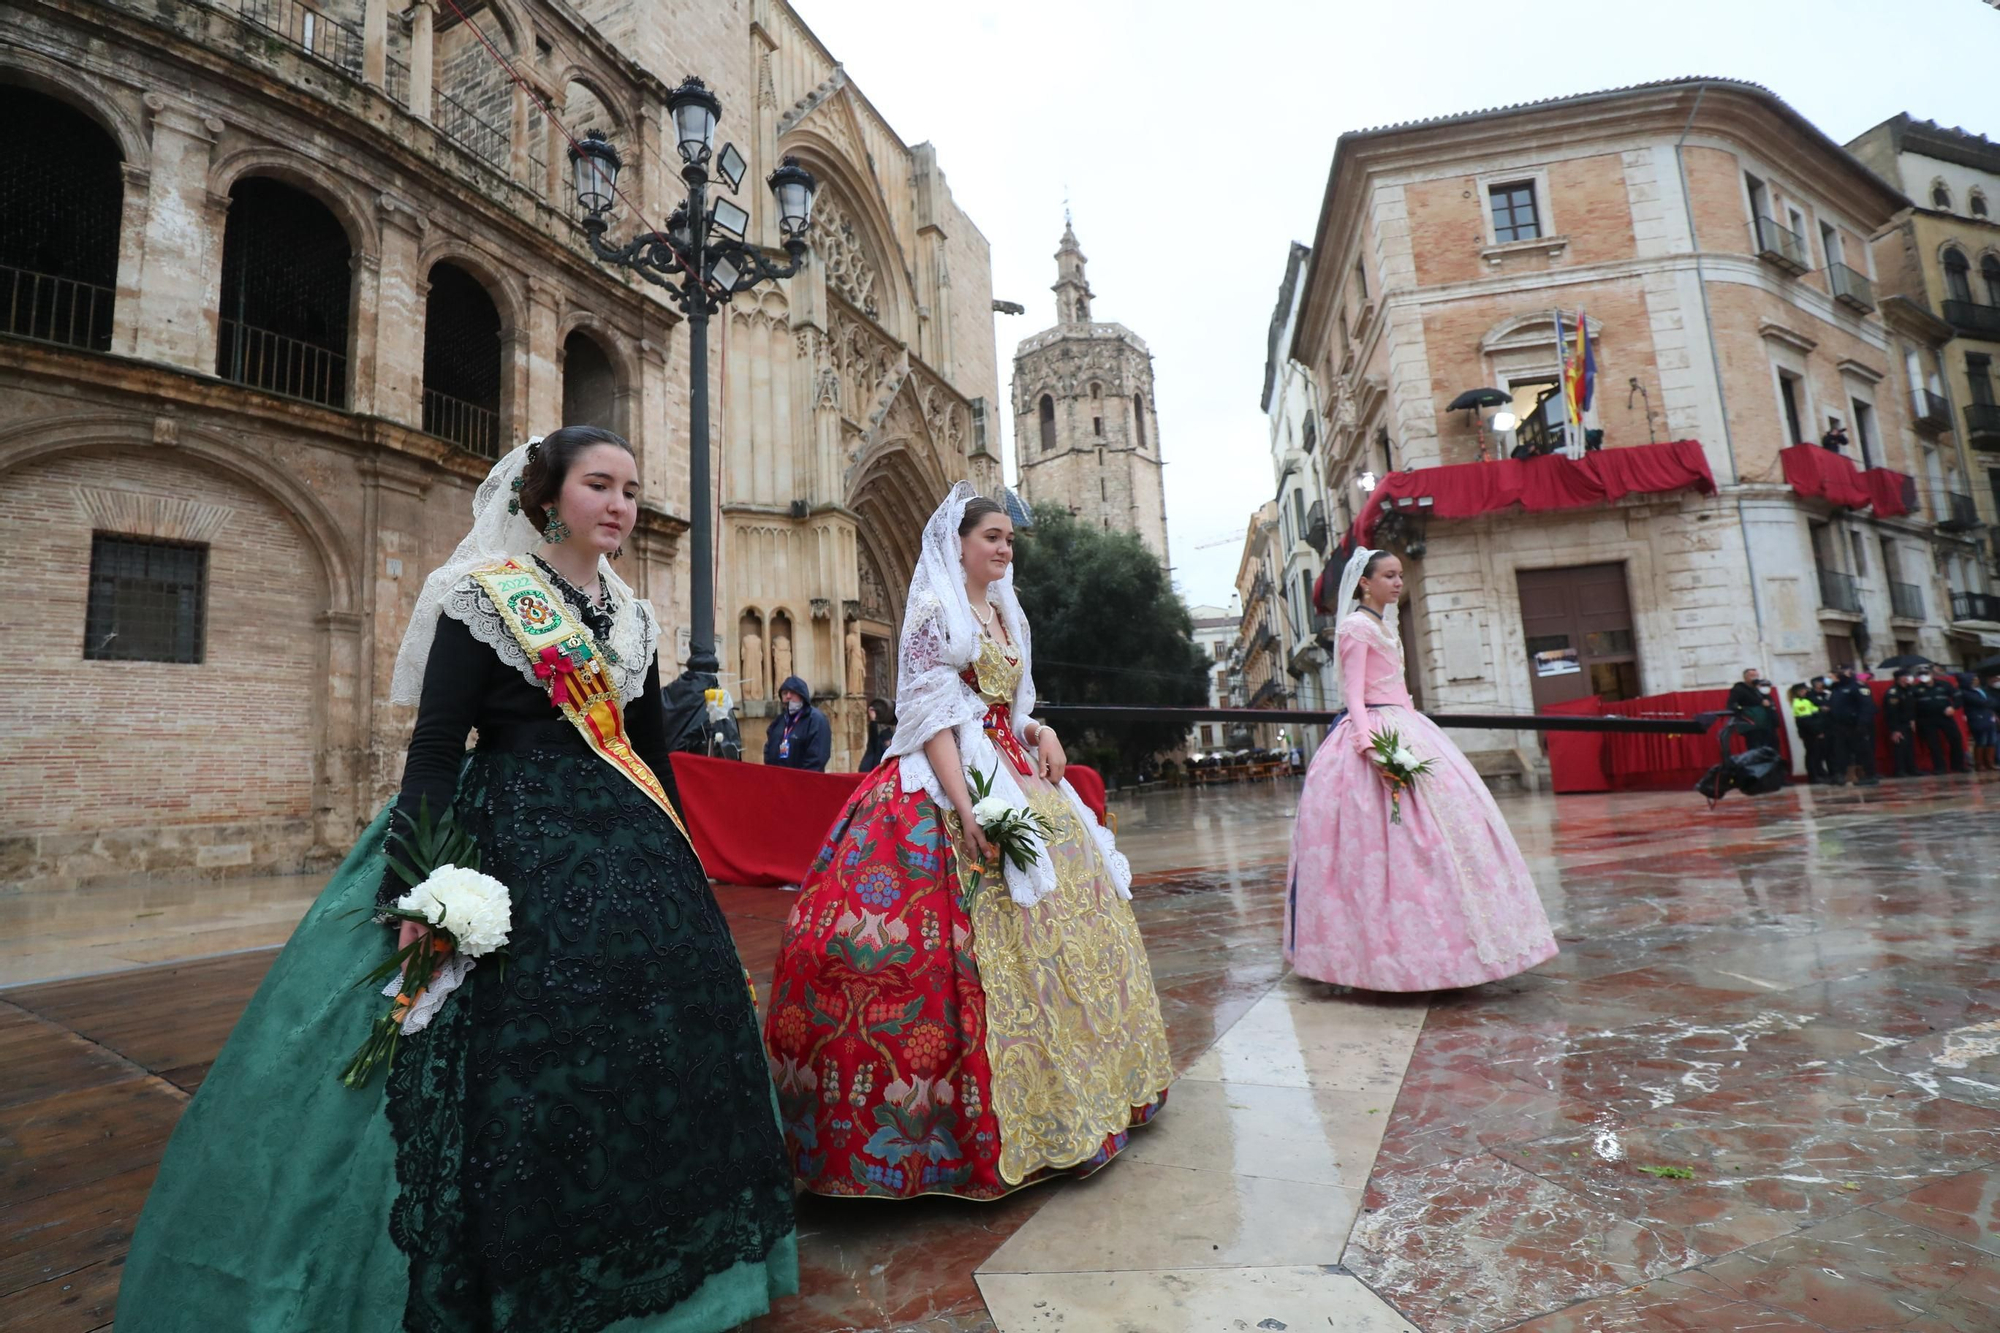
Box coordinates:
[1346,440,1717,550]
[1863,467,1916,518]
[1542,696,1610,793]
[1779,444,1871,508]
[668,754,1110,887]
[1543,689,1793,793]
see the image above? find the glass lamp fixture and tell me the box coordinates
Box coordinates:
[707,252,743,292]
[709,197,750,242]
[1490,410,1518,433]
[767,157,818,239]
[716,142,748,193]
[667,77,721,164]
[1356,471,1379,492]
[568,130,621,216]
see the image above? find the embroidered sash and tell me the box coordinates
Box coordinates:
[468,559,696,851]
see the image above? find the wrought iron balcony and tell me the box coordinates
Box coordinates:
[1952,590,2000,624]
[1967,402,2000,450]
[1248,678,1284,709]
[423,388,503,459]
[1,264,114,353]
[1827,262,1875,313]
[1938,491,1980,532]
[1752,215,1809,275]
[1889,580,1924,621]
[1817,567,1862,614]
[218,319,347,408]
[1304,499,1328,554]
[1911,389,1952,434]
[1943,300,2000,338]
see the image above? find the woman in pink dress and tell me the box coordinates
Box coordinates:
[1285,548,1558,990]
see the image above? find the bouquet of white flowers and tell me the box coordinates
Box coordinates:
[340,802,512,1089]
[965,765,1059,874]
[1366,728,1437,826]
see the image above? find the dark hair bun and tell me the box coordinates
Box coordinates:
[517,425,632,529]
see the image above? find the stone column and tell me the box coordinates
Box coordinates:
[524,278,561,436]
[509,82,533,185]
[131,95,225,372]
[544,90,567,203]
[348,249,381,415]
[408,0,435,123]
[373,193,429,427]
[110,162,151,358]
[636,333,675,512]
[362,453,436,802]
[313,610,367,857]
[362,0,388,88]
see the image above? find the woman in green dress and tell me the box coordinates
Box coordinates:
[115,427,797,1333]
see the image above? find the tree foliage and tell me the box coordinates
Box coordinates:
[1012,503,1210,775]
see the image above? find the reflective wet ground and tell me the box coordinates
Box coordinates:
[3,776,1998,1331]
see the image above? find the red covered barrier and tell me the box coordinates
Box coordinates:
[668,753,1109,887]
[1543,689,1792,793]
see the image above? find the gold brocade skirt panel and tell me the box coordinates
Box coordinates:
[969,777,1173,1186]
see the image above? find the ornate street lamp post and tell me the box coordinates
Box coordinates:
[569,76,816,676]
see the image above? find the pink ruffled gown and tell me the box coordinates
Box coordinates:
[1285,608,1558,991]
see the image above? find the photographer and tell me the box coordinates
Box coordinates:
[1726,668,1780,752]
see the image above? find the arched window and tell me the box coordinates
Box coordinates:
[423,262,503,458]
[561,328,619,430]
[1932,182,1954,210]
[1133,394,1147,451]
[1974,191,1990,218]
[1038,394,1056,451]
[217,178,352,406]
[1984,255,2000,307]
[0,87,122,351]
[1944,247,1973,304]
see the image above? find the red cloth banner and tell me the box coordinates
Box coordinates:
[1780,444,1871,508]
[1347,440,1717,549]
[1863,467,1916,518]
[1541,696,1610,793]
[668,753,1109,887]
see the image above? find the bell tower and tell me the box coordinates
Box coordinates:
[1052,218,1093,325]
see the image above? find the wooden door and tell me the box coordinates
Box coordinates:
[1517,563,1640,711]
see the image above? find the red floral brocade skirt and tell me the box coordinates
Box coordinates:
[761,753,1171,1200]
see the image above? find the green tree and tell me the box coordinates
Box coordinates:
[1012,503,1210,776]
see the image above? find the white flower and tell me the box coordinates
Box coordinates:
[970,795,1013,827]
[1391,747,1420,770]
[395,864,513,957]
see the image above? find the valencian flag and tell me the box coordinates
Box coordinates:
[1557,309,1595,458]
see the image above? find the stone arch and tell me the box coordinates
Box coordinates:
[847,423,948,605]
[552,67,628,134]
[777,136,915,336]
[558,321,626,433]
[0,54,148,168]
[208,147,379,261]
[414,239,525,334]
[0,412,359,614]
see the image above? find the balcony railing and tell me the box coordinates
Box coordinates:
[1304,499,1328,554]
[1911,389,1952,433]
[1827,262,1875,313]
[1752,215,1809,275]
[1,265,115,351]
[1938,491,1980,532]
[234,0,364,77]
[436,89,510,172]
[1890,580,1924,620]
[218,319,347,407]
[1943,300,2000,338]
[1967,402,2000,449]
[384,53,411,107]
[1817,567,1862,614]
[423,388,502,458]
[1248,678,1284,709]
[1952,590,2000,624]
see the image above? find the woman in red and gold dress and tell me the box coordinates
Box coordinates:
[762,483,1171,1199]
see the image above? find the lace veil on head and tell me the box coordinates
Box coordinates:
[389,437,650,705]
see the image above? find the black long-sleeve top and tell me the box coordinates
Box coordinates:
[379,612,682,903]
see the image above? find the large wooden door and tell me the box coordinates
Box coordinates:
[1517,563,1639,711]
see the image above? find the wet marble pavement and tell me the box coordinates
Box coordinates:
[4,777,2000,1331]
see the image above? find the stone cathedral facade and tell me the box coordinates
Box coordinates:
[1011,225,1169,560]
[0,0,998,888]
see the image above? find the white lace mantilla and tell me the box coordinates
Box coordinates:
[442,572,658,706]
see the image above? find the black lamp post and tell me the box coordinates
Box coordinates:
[569,76,817,676]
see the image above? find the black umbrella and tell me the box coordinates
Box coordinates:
[1447,387,1513,411]
[1971,653,2000,674]
[1873,653,1935,672]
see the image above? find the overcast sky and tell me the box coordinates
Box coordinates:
[801,0,1997,609]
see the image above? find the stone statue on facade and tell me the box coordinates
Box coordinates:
[772,627,794,686]
[740,628,766,701]
[845,622,866,695]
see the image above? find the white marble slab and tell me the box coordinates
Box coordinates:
[978,1265,1420,1333]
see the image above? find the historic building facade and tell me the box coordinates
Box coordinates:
[1010,223,1168,560]
[1285,78,1990,785]
[0,0,998,888]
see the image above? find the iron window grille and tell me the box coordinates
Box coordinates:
[84,535,207,663]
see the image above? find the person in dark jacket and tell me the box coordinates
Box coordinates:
[1968,673,2000,774]
[1825,665,1880,787]
[764,674,831,771]
[1911,667,1967,774]
[1726,668,1780,751]
[1789,683,1830,784]
[858,696,896,773]
[1883,669,1919,778]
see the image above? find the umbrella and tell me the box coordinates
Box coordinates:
[1873,653,1935,672]
[1971,653,2000,674]
[1447,387,1513,411]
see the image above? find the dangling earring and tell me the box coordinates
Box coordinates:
[542,511,571,544]
[611,545,625,561]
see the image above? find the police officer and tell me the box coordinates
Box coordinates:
[1788,683,1830,783]
[1825,665,1880,787]
[1911,666,1967,774]
[1972,672,2000,774]
[1883,668,1919,778]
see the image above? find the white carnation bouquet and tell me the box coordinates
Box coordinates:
[1366,728,1437,826]
[340,801,512,1090]
[966,765,1059,874]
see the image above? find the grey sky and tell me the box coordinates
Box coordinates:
[800,0,1997,609]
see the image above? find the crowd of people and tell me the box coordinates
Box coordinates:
[1730,662,2000,785]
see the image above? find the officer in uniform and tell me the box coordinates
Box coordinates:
[1788,683,1830,783]
[1883,669,1919,777]
[1911,667,1966,774]
[1826,665,1880,786]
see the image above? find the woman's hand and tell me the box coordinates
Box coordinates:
[396,918,433,980]
[957,806,995,865]
[1036,728,1067,784]
[1353,725,1378,757]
